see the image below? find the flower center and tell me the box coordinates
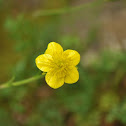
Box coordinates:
[54,57,69,72]
[58,61,64,68]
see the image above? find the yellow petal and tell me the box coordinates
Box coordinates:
[63,50,80,66]
[65,67,79,84]
[35,54,53,72]
[45,70,64,89]
[45,42,63,58]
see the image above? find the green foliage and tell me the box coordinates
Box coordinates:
[60,35,81,50]
[76,110,101,126]
[99,91,119,112]
[0,109,17,126]
[0,0,3,8]
[1,0,126,125]
[107,99,126,124]
[26,99,63,126]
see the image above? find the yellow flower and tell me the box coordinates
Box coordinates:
[35,42,80,89]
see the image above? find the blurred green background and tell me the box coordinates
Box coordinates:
[0,0,126,126]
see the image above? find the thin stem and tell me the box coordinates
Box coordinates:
[33,0,103,17]
[0,74,44,89]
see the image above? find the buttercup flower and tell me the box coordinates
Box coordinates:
[35,42,80,89]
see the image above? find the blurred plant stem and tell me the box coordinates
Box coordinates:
[33,0,103,17]
[0,74,44,89]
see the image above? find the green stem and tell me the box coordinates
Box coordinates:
[0,74,44,89]
[33,0,103,17]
